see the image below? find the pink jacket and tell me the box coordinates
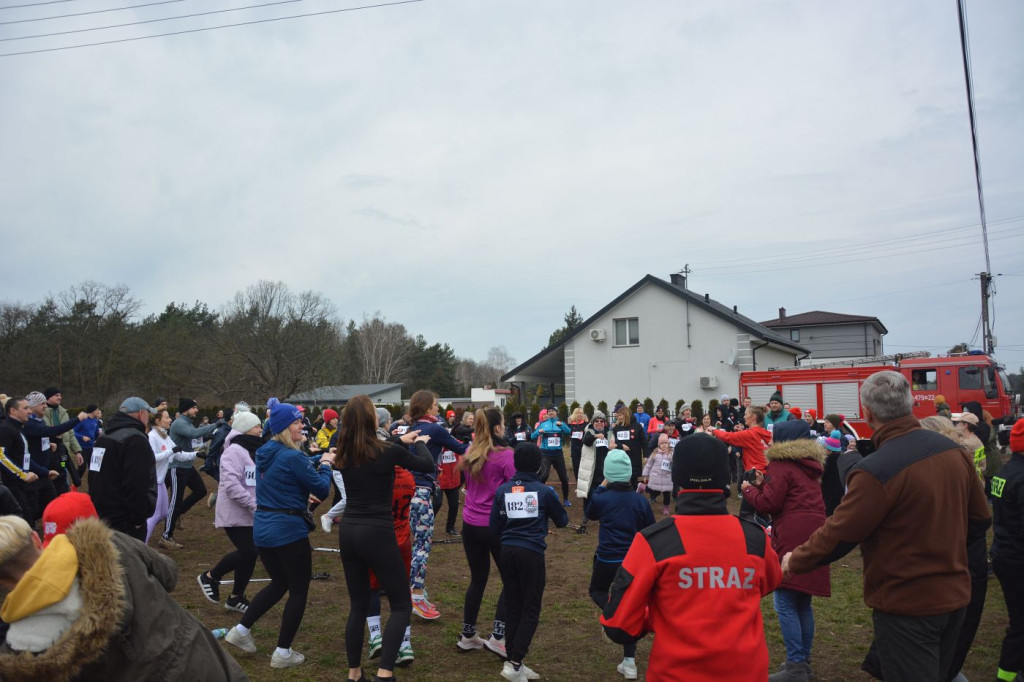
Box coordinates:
[215,431,257,528]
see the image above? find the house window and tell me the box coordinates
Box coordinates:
[790,329,800,341]
[613,318,639,346]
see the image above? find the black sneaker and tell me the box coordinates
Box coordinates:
[197,573,219,604]
[446,529,462,538]
[225,594,249,613]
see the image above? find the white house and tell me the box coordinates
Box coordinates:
[502,273,808,408]
[471,387,512,408]
[287,383,404,407]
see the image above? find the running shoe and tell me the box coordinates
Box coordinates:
[411,596,440,620]
[563,498,572,507]
[159,536,183,550]
[502,661,540,680]
[320,514,333,533]
[224,626,257,653]
[395,645,414,667]
[368,634,382,659]
[197,573,219,604]
[224,595,249,613]
[484,634,507,659]
[445,529,462,538]
[270,649,305,669]
[457,634,485,652]
[617,659,638,680]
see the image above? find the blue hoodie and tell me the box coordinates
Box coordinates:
[253,439,332,548]
[585,482,655,562]
[490,471,569,554]
[531,417,571,454]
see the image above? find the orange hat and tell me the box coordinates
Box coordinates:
[805,408,817,420]
[42,492,98,547]
[788,407,803,419]
[1010,418,1024,453]
[446,410,455,418]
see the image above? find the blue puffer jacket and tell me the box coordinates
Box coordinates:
[253,439,332,548]
[531,417,571,454]
[585,482,656,562]
[490,471,569,554]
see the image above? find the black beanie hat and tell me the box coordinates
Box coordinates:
[514,442,543,474]
[672,434,731,492]
[179,398,197,413]
[769,392,784,405]
[44,387,61,399]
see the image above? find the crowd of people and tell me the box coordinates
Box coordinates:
[0,373,1021,682]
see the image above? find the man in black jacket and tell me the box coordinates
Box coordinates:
[0,398,47,522]
[87,397,157,541]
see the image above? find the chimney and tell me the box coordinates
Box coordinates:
[779,307,786,320]
[670,272,686,289]
[733,305,738,314]
[704,293,710,303]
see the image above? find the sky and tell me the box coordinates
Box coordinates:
[2,0,1022,373]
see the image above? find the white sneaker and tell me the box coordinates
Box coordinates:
[502,661,539,680]
[618,658,638,679]
[457,634,486,651]
[270,649,305,669]
[320,514,333,533]
[484,634,507,658]
[224,626,256,653]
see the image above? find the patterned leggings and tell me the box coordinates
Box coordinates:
[409,486,435,591]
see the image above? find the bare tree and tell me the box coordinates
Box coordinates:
[354,313,413,384]
[486,345,516,376]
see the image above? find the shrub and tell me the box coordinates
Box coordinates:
[583,401,594,419]
[691,399,704,421]
[643,397,655,415]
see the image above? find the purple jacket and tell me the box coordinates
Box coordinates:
[462,447,516,527]
[215,431,258,528]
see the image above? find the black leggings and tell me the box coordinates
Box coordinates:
[210,526,258,597]
[647,489,671,506]
[588,556,637,658]
[540,453,570,500]
[241,537,311,649]
[500,546,546,663]
[339,522,411,672]
[433,487,461,533]
[165,466,207,537]
[461,522,505,634]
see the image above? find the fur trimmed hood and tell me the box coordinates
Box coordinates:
[766,438,826,466]
[0,517,125,681]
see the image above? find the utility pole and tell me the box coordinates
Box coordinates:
[980,272,994,354]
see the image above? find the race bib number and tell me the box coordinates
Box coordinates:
[191,438,204,450]
[595,438,608,449]
[669,438,679,448]
[681,424,693,432]
[571,431,583,440]
[515,432,526,441]
[661,459,672,471]
[504,491,539,518]
[244,465,257,487]
[90,447,106,472]
[440,450,457,464]
[616,430,631,441]
[767,423,774,433]
[545,436,561,448]
[23,451,31,470]
[40,437,50,451]
[395,425,409,435]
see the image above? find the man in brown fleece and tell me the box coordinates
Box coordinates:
[781,370,990,682]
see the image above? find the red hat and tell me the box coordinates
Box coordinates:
[296,405,306,412]
[42,492,98,547]
[446,410,455,418]
[806,408,817,420]
[1010,418,1024,453]
[789,407,803,419]
[322,408,339,423]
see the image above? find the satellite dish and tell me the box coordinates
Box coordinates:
[726,349,736,366]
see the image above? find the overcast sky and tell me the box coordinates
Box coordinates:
[2,0,1022,374]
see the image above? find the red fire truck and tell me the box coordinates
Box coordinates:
[739,351,1020,439]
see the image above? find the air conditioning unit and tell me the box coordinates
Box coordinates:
[590,328,607,342]
[699,376,719,389]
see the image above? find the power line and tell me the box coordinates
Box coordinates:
[0,0,79,10]
[957,0,991,274]
[2,0,313,40]
[1,0,187,26]
[0,0,423,57]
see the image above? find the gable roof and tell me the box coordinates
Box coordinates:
[760,310,888,334]
[502,274,809,382]
[287,383,403,403]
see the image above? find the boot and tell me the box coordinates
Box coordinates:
[769,660,810,682]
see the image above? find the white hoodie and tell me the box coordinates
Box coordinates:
[148,428,194,483]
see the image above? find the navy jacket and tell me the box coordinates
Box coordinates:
[409,419,467,488]
[585,482,655,562]
[24,414,78,469]
[490,471,569,554]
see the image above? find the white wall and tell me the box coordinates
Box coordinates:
[567,284,792,406]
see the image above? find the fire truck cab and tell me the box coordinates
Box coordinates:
[739,351,1019,439]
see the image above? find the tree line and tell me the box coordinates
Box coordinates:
[0,280,515,409]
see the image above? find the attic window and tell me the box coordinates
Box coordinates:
[790,329,800,341]
[613,318,639,347]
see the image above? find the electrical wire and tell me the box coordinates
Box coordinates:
[0,0,79,10]
[0,0,186,25]
[2,0,313,39]
[0,0,423,57]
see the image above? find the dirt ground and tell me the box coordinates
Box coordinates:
[155,469,1006,681]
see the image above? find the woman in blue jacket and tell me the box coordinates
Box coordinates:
[224,398,335,670]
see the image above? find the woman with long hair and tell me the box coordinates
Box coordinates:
[612,405,647,488]
[146,408,195,544]
[336,395,434,682]
[406,389,468,619]
[223,399,335,670]
[567,407,589,483]
[456,407,516,658]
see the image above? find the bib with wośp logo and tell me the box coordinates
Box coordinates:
[440,450,457,464]
[504,485,539,518]
[616,430,631,441]
[545,436,561,448]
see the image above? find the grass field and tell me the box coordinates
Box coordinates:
[165,471,1008,681]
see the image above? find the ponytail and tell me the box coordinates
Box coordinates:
[461,407,505,481]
